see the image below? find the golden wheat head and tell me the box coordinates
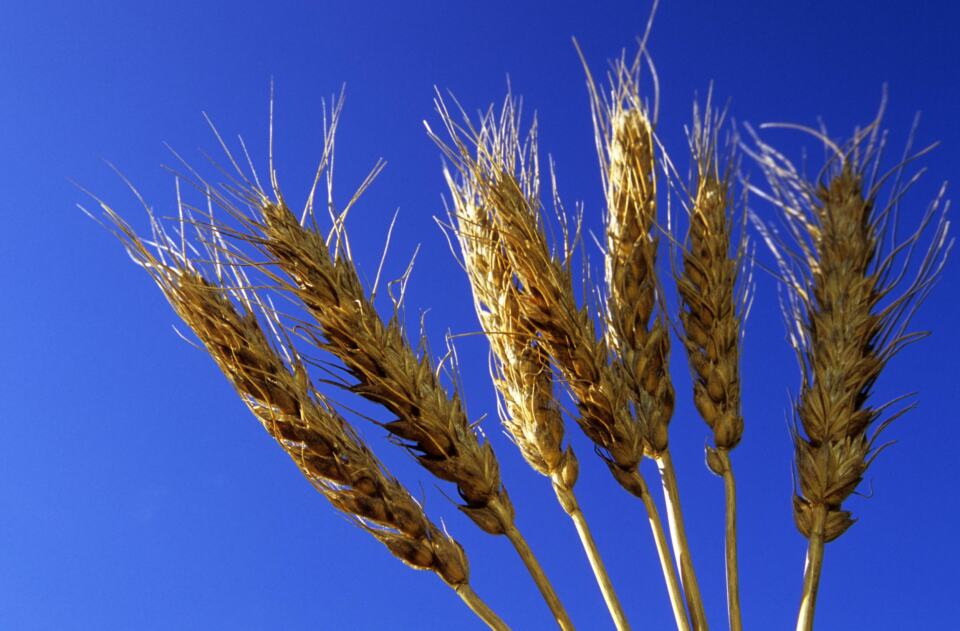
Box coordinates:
[676,101,750,461]
[752,109,951,542]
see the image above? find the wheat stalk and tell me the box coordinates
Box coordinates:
[431,92,690,631]
[750,108,952,631]
[88,199,509,630]
[581,45,706,630]
[674,99,749,631]
[439,98,630,631]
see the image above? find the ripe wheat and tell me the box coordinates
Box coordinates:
[88,28,950,631]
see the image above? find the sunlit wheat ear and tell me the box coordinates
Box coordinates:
[440,98,629,630]
[749,104,952,631]
[590,69,673,456]
[87,201,508,630]
[445,171,573,487]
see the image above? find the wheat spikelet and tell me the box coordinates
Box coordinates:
[750,107,952,630]
[88,201,509,629]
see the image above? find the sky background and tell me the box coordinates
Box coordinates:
[1,1,958,629]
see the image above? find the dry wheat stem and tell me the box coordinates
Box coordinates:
[91,202,508,630]
[586,52,706,628]
[553,484,630,631]
[751,110,951,630]
[624,469,691,631]
[652,453,703,630]
[795,505,826,631]
[457,584,512,631]
[430,94,689,630]
[444,126,628,630]
[677,102,746,631]
[714,450,741,631]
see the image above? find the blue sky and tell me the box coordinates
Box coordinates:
[1,1,958,629]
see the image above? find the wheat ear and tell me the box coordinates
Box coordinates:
[676,101,748,631]
[431,93,690,631]
[583,48,706,630]
[750,109,951,631]
[441,102,629,630]
[90,201,508,630]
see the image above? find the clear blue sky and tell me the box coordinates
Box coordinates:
[1,1,957,629]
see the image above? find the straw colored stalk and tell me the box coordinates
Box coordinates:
[676,104,747,631]
[751,115,951,631]
[430,95,689,631]
[446,159,629,630]
[93,205,508,630]
[585,52,705,630]
[229,153,571,627]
